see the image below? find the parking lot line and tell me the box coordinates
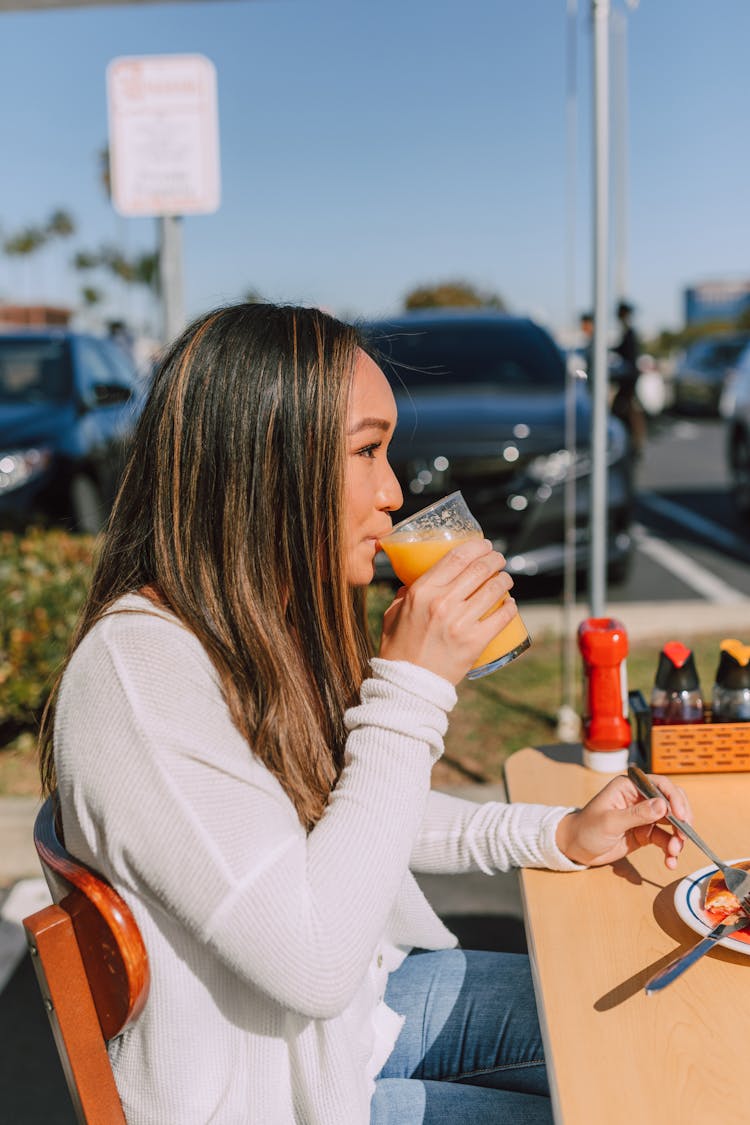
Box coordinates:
[633,522,750,604]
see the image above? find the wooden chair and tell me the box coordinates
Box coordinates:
[22,794,150,1125]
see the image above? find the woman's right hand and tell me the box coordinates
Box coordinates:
[377,538,517,685]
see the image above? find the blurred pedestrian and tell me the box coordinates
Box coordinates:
[579,310,594,373]
[611,300,647,455]
[39,301,691,1124]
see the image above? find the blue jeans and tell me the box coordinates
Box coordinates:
[370,949,552,1125]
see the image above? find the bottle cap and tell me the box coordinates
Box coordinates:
[582,747,631,773]
[654,641,700,692]
[715,640,750,690]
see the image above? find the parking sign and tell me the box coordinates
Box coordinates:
[107,54,220,217]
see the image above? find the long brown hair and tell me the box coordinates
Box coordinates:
[39,303,373,829]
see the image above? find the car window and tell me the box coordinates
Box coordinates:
[735,344,750,383]
[689,338,749,370]
[366,321,566,390]
[75,337,119,393]
[0,338,71,403]
[99,339,138,386]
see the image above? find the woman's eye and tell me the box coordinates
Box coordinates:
[356,442,381,459]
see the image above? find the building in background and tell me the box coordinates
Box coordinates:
[0,304,72,328]
[684,280,750,326]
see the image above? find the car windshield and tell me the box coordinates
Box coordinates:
[366,321,565,391]
[0,339,71,403]
[689,339,748,370]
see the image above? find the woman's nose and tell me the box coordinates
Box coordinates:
[379,462,403,512]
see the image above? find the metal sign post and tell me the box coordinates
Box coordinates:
[106,53,220,345]
[159,215,185,346]
[589,0,610,618]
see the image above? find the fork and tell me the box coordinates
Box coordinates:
[627,765,750,912]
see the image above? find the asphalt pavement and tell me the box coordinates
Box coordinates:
[2,596,749,1121]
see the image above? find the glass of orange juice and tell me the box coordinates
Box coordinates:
[379,491,531,679]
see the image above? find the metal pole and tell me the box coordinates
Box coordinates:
[557,0,582,744]
[589,0,610,618]
[159,214,185,346]
[612,6,628,304]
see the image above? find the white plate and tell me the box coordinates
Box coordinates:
[674,858,750,955]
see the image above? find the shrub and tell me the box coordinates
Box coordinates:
[0,529,96,731]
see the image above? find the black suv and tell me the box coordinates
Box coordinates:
[363,310,634,583]
[0,330,143,534]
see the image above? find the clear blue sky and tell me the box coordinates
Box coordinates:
[0,0,748,342]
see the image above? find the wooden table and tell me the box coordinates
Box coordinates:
[504,746,750,1125]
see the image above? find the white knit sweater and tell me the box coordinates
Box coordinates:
[54,594,580,1124]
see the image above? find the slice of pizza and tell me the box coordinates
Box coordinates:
[704,859,750,942]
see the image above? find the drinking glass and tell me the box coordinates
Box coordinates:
[379,491,531,678]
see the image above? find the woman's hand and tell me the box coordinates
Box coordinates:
[555,773,693,870]
[378,538,516,685]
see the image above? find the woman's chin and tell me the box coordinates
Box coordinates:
[346,559,376,587]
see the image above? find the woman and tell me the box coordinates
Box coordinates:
[39,302,689,1125]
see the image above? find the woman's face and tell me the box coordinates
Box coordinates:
[343,349,403,586]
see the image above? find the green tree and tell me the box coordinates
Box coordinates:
[133,251,159,295]
[45,209,75,240]
[98,146,112,202]
[403,279,506,311]
[45,209,76,306]
[4,227,46,258]
[646,317,741,359]
[80,285,103,307]
[4,225,48,300]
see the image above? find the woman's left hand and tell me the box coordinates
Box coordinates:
[555,773,692,870]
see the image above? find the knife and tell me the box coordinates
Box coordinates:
[645,912,750,993]
[627,765,750,916]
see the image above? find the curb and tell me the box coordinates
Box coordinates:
[522,598,750,642]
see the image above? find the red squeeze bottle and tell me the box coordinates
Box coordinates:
[577,617,632,772]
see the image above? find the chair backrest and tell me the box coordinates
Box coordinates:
[22,793,150,1125]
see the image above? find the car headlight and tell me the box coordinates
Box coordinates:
[527,425,628,486]
[527,448,589,484]
[0,448,53,493]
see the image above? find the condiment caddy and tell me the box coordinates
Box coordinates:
[629,638,750,774]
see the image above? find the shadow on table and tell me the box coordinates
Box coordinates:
[593,871,750,1012]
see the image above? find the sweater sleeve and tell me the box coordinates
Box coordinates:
[55,616,457,1021]
[410,790,585,874]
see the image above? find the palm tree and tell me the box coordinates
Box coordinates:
[79,284,105,330]
[81,285,103,307]
[98,146,112,202]
[46,209,75,240]
[45,209,76,306]
[4,225,47,301]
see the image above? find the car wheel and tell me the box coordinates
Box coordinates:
[730,429,750,518]
[70,473,107,535]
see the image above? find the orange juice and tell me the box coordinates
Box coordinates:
[380,531,530,676]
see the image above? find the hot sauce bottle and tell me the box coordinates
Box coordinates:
[577,617,632,772]
[712,640,750,723]
[650,641,704,726]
